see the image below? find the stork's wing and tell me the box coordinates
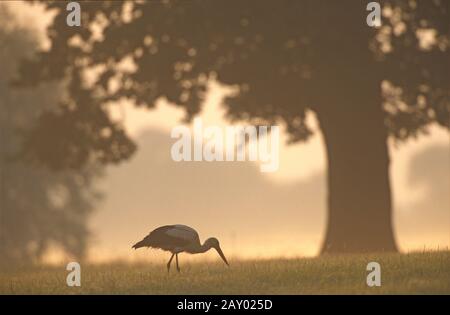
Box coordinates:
[133,224,200,251]
[166,225,200,243]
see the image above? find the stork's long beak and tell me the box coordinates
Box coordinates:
[215,246,229,266]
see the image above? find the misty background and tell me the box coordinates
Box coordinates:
[1,1,449,265]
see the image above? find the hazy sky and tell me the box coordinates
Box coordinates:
[89,84,448,262]
[7,2,449,263]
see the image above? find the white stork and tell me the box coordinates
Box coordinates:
[132,224,229,272]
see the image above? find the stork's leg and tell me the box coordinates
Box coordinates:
[167,253,175,273]
[176,253,180,273]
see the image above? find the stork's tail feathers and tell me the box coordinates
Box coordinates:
[132,240,146,250]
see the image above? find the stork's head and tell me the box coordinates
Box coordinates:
[205,237,229,266]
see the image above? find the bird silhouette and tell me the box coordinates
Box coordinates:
[132,224,229,272]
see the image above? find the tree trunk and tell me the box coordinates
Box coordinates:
[308,3,399,253]
[317,100,398,254]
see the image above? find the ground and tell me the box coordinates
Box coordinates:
[1,251,449,294]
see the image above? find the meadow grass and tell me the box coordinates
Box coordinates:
[1,251,449,294]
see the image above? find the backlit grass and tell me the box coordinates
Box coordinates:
[1,251,449,294]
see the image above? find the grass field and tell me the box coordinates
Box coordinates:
[1,251,449,294]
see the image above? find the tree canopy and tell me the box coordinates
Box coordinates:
[18,0,449,169]
[0,5,101,264]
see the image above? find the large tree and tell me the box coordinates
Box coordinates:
[18,0,449,253]
[0,4,101,264]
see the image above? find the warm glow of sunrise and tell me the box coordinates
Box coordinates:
[4,1,449,264]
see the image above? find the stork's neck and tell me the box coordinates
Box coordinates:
[196,241,213,253]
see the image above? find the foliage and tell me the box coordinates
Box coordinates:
[18,0,449,168]
[0,5,101,264]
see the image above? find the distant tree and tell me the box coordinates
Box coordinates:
[0,5,101,264]
[18,1,449,253]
